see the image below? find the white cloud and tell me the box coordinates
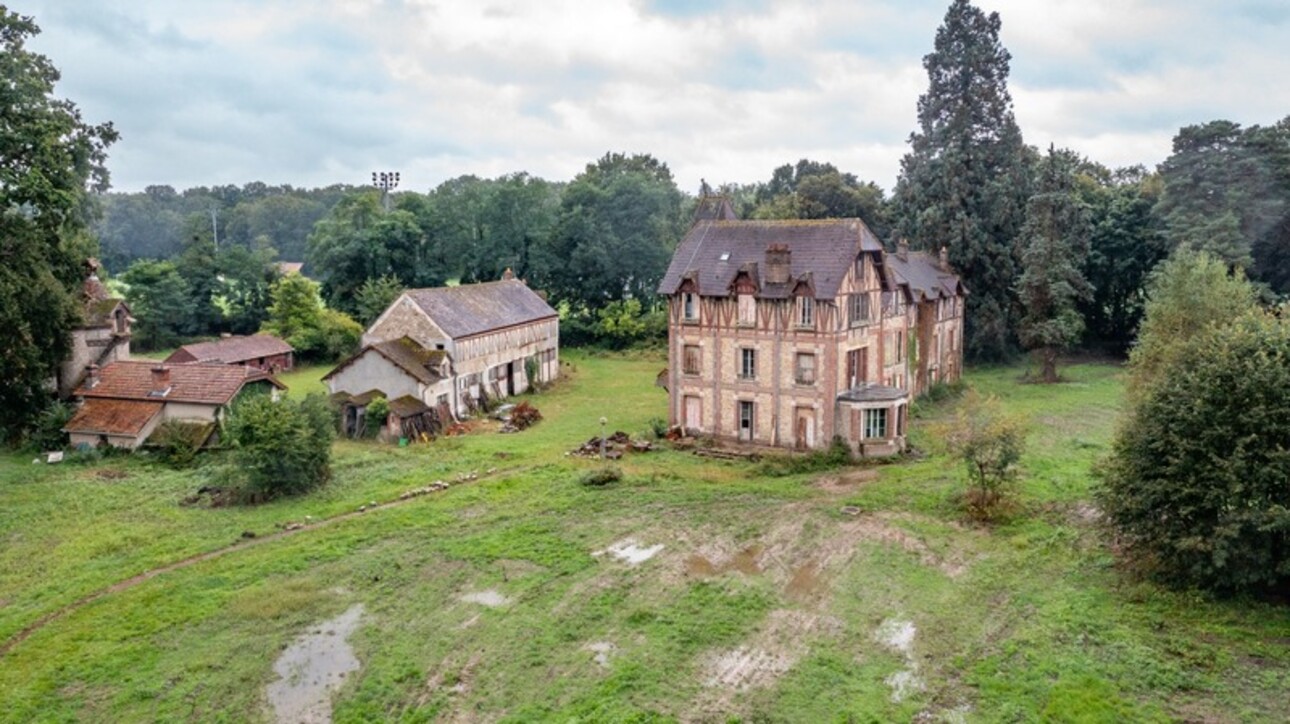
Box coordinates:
[16,0,1290,194]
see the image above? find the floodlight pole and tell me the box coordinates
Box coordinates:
[372,171,400,211]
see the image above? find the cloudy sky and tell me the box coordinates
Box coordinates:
[17,0,1290,195]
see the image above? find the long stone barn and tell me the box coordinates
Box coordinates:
[324,272,559,429]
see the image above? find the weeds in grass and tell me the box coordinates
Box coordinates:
[758,436,853,477]
[579,466,622,487]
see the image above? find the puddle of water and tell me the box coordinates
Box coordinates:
[686,554,718,577]
[460,590,509,607]
[730,545,762,575]
[266,603,364,724]
[785,560,822,599]
[596,538,664,565]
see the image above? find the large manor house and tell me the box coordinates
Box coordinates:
[658,196,965,457]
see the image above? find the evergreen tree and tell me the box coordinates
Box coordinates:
[1154,120,1285,273]
[0,9,116,435]
[1015,148,1093,382]
[893,0,1032,361]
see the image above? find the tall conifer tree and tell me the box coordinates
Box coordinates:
[1015,147,1092,382]
[894,0,1031,361]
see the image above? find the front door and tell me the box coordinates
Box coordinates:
[794,407,814,449]
[738,401,754,442]
[684,395,702,432]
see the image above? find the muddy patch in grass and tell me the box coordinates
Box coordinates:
[266,603,365,724]
[685,545,763,579]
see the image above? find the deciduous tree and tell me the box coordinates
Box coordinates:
[0,9,116,434]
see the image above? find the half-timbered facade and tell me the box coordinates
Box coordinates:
[658,216,964,457]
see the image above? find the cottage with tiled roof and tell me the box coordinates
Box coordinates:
[56,259,133,399]
[324,276,559,422]
[63,361,285,449]
[165,334,295,372]
[657,203,964,457]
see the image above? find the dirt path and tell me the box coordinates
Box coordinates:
[0,469,508,658]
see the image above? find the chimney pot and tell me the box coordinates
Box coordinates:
[501,267,516,281]
[87,363,100,388]
[897,238,909,262]
[939,246,950,271]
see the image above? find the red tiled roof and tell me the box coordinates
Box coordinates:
[63,399,162,437]
[77,361,285,405]
[166,335,294,365]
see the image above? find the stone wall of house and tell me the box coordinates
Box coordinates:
[326,353,424,402]
[58,327,129,399]
[364,296,451,351]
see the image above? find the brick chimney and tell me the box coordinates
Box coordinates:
[86,363,100,389]
[897,238,909,262]
[151,365,171,394]
[939,246,950,271]
[765,244,791,285]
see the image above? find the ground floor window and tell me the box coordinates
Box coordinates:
[864,408,887,439]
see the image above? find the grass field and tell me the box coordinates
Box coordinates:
[1,352,1288,722]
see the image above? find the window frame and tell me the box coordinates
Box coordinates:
[848,293,871,328]
[739,347,757,380]
[682,292,698,322]
[864,408,888,440]
[796,296,814,328]
[794,352,816,385]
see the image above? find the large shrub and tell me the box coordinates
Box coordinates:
[225,394,334,500]
[943,392,1026,522]
[1099,313,1290,592]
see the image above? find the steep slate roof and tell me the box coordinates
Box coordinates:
[322,337,448,385]
[403,279,557,339]
[63,399,163,437]
[80,262,130,328]
[658,219,885,300]
[76,361,285,405]
[166,335,294,365]
[886,251,966,301]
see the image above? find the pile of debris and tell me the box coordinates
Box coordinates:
[499,401,543,433]
[568,431,655,459]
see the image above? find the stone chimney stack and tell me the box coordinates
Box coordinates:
[151,365,171,392]
[939,246,949,271]
[765,244,791,285]
[87,363,100,389]
[897,238,910,262]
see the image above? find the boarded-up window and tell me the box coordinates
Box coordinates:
[794,352,816,384]
[738,294,755,325]
[683,345,701,375]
